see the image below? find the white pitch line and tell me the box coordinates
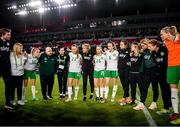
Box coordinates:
[136,93,157,127]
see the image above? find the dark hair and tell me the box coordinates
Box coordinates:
[148,39,160,47]
[58,46,64,50]
[120,40,128,46]
[0,28,11,36]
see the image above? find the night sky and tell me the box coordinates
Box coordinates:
[0,0,180,29]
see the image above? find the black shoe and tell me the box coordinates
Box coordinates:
[83,96,87,101]
[4,103,15,110]
[47,95,53,99]
[43,96,48,100]
[96,97,99,101]
[100,97,105,103]
[89,94,94,100]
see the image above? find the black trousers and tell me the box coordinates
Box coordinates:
[129,73,143,102]
[82,69,94,96]
[40,75,54,97]
[118,68,130,98]
[11,75,24,100]
[0,70,12,105]
[57,70,68,95]
[141,67,159,103]
[158,71,172,109]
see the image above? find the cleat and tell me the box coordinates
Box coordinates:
[32,97,39,101]
[170,113,180,121]
[100,98,105,103]
[170,118,180,125]
[96,97,100,101]
[74,97,78,100]
[111,98,115,103]
[65,98,72,102]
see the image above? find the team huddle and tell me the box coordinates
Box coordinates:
[0,25,180,125]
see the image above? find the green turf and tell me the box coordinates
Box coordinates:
[0,75,174,126]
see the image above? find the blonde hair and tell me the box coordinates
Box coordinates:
[31,47,39,57]
[130,42,141,57]
[71,44,80,58]
[82,43,91,51]
[96,45,103,55]
[161,26,178,36]
[13,42,23,56]
[140,38,150,45]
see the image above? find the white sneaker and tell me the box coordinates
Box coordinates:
[148,102,157,110]
[10,100,16,106]
[133,102,145,110]
[74,97,78,100]
[17,100,25,106]
[65,98,72,102]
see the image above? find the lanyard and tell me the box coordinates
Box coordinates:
[14,53,23,68]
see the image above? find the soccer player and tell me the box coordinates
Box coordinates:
[93,46,106,103]
[148,39,172,115]
[57,46,69,101]
[10,43,26,106]
[65,44,82,102]
[38,47,57,100]
[160,26,180,125]
[128,42,144,108]
[0,28,14,109]
[104,42,119,103]
[118,41,131,105]
[140,38,159,110]
[81,43,94,101]
[22,48,40,102]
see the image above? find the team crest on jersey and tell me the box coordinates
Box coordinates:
[113,53,116,56]
[160,52,164,56]
[125,51,128,53]
[6,42,10,46]
[44,58,47,61]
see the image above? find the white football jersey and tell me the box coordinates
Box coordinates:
[24,54,39,71]
[69,52,82,73]
[105,50,119,71]
[93,54,106,71]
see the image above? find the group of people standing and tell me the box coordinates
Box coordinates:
[0,25,180,125]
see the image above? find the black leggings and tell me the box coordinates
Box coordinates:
[11,75,24,100]
[1,70,13,105]
[57,70,68,95]
[82,69,94,96]
[40,75,54,97]
[119,68,130,98]
[158,71,172,109]
[129,73,143,102]
[141,67,159,103]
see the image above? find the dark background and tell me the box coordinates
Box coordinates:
[0,0,180,27]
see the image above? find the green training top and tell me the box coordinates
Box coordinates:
[38,53,57,76]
